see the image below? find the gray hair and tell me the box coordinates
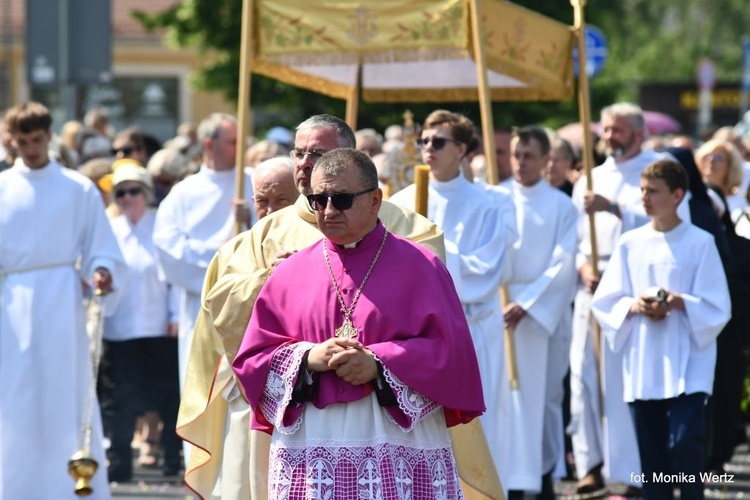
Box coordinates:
[601,102,645,135]
[355,128,383,146]
[384,124,403,142]
[253,155,295,180]
[313,148,378,189]
[296,114,355,148]
[197,113,237,142]
[147,147,189,181]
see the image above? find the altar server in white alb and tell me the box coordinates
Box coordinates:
[592,159,730,500]
[0,102,124,499]
[153,112,256,392]
[388,109,507,477]
[500,126,578,499]
[568,102,691,493]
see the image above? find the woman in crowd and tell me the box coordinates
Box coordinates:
[694,138,744,218]
[101,165,181,482]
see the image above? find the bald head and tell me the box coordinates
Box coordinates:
[252,156,299,219]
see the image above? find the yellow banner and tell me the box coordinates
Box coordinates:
[255,0,469,63]
[480,0,574,99]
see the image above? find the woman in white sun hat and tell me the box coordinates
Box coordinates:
[101,164,182,482]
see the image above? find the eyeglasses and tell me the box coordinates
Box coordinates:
[307,188,376,211]
[290,148,328,162]
[416,136,461,150]
[112,146,135,157]
[114,187,144,199]
[707,152,726,162]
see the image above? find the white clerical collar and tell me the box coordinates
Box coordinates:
[340,223,379,248]
[17,158,55,177]
[609,149,663,170]
[431,171,465,192]
[514,177,546,195]
[199,165,235,178]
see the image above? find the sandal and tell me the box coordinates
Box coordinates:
[137,440,161,468]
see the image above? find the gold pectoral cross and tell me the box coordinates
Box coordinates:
[335,318,358,339]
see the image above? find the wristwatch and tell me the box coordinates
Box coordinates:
[608,202,618,214]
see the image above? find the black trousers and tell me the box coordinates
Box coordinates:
[706,316,747,470]
[99,336,181,479]
[629,392,708,500]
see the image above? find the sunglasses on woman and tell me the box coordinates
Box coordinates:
[114,187,144,199]
[416,136,461,150]
[112,146,135,157]
[306,188,376,211]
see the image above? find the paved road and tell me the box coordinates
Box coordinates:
[110,466,195,499]
[553,441,750,499]
[108,458,195,499]
[107,440,750,499]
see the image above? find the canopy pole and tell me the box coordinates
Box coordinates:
[469,0,498,186]
[470,0,517,393]
[345,62,361,130]
[234,0,254,235]
[571,0,604,417]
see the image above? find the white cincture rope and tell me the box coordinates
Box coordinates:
[0,260,75,295]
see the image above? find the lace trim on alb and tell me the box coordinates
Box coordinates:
[269,440,463,500]
[259,342,315,435]
[373,354,441,432]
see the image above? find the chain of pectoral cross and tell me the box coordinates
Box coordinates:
[323,229,388,339]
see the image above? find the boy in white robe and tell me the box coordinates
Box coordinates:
[501,127,578,499]
[592,159,731,499]
[569,103,690,494]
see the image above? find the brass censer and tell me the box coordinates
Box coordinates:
[68,448,98,496]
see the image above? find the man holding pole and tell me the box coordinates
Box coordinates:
[153,112,255,395]
[499,126,578,499]
[568,102,690,494]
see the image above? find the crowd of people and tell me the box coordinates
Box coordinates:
[0,99,748,500]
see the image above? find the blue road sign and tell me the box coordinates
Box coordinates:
[572,25,608,78]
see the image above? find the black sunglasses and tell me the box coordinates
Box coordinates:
[114,186,144,199]
[307,188,376,211]
[112,146,135,156]
[416,136,461,150]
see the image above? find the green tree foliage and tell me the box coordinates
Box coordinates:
[134,0,749,132]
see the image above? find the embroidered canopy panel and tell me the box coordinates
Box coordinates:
[249,0,575,102]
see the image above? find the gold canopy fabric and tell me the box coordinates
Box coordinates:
[249,0,575,102]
